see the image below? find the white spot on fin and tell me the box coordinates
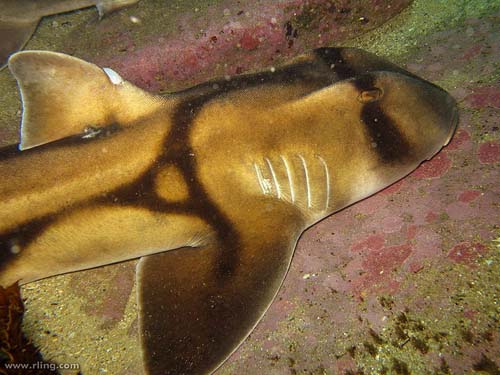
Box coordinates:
[103,67,124,85]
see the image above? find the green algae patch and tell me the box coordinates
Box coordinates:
[348,0,500,62]
[350,237,500,375]
[22,263,141,375]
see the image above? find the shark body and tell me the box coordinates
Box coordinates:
[0,48,457,374]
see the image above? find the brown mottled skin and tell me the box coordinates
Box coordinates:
[0,48,457,374]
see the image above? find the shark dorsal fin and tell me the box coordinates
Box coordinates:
[8,51,163,150]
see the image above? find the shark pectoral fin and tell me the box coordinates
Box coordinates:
[0,19,38,70]
[137,208,305,375]
[8,51,164,150]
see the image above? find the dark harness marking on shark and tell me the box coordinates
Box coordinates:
[0,126,122,270]
[0,217,56,269]
[316,48,412,163]
[104,92,243,280]
[353,74,412,163]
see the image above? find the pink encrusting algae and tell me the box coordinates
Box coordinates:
[79,0,413,91]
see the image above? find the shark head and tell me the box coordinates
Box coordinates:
[262,69,459,218]
[345,70,458,197]
[353,71,458,162]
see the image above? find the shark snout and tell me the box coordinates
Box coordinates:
[424,85,459,156]
[364,71,460,163]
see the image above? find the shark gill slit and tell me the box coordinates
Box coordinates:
[297,154,312,208]
[265,157,281,199]
[279,155,295,203]
[316,155,330,210]
[253,162,268,194]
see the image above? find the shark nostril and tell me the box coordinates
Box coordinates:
[357,88,383,103]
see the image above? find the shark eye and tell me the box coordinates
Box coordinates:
[357,87,383,103]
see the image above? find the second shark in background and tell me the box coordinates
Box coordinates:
[0,0,140,69]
